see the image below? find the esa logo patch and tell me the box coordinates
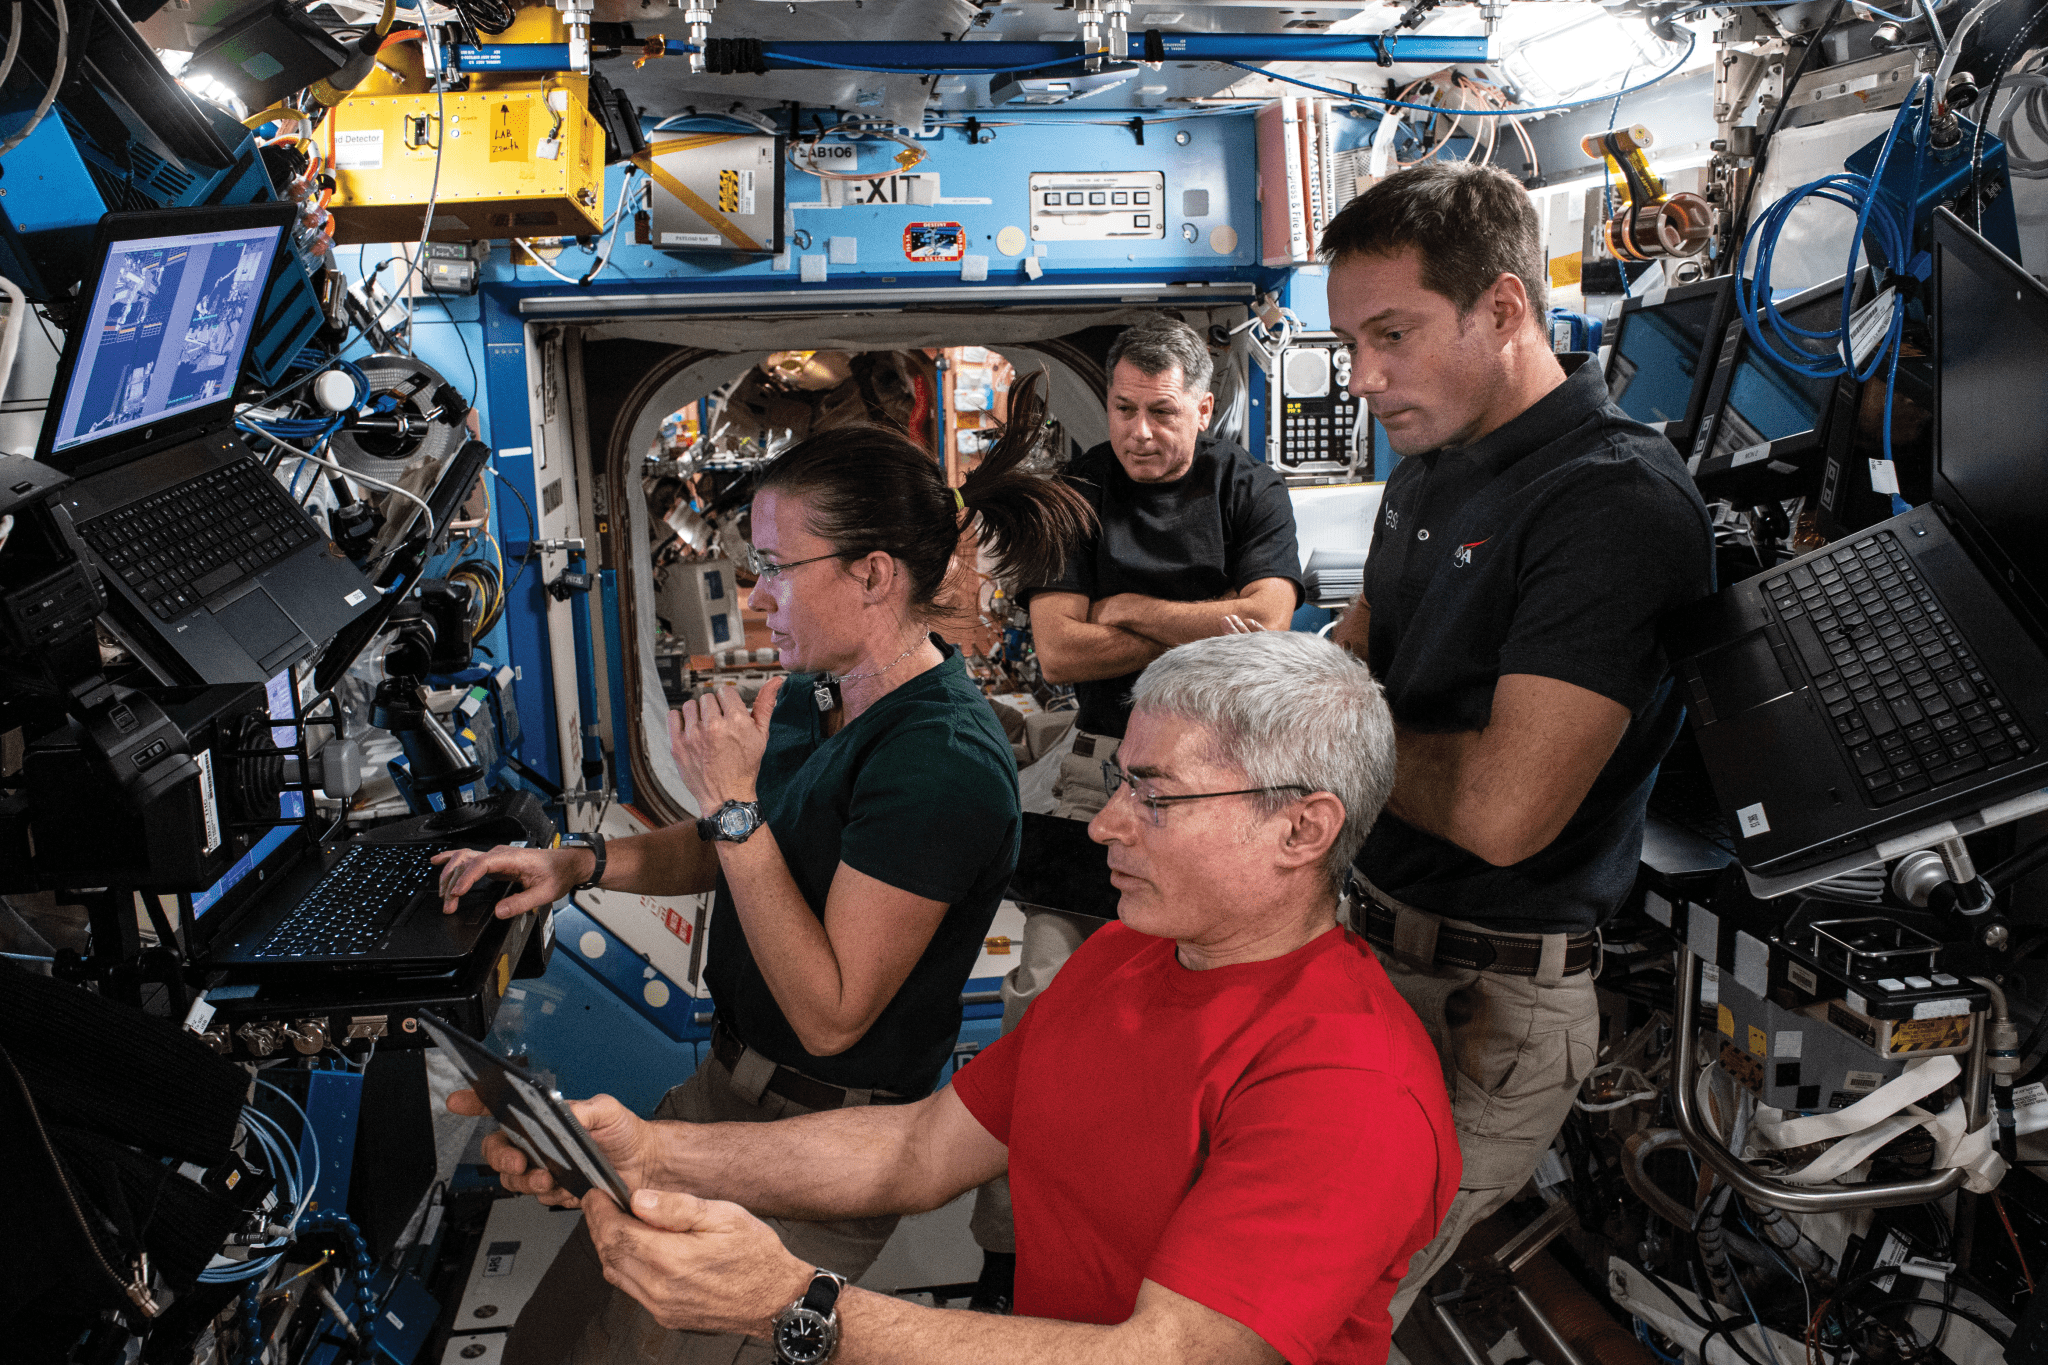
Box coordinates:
[1384,505,1400,532]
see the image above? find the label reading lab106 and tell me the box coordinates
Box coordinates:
[1029,171,1167,242]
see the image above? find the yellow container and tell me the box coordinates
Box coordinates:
[325,10,605,244]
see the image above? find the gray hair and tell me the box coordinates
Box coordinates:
[1130,631,1396,890]
[1105,315,1214,396]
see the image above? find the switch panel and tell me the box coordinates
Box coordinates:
[1270,335,1361,482]
[1029,171,1168,241]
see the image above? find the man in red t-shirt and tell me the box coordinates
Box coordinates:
[456,631,1458,1365]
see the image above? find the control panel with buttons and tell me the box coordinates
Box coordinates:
[1028,171,1167,241]
[1268,336,1363,482]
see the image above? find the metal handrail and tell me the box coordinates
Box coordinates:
[1670,946,1985,1212]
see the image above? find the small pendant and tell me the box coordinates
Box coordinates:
[813,678,839,713]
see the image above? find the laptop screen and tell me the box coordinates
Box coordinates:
[189,667,308,926]
[1933,209,2048,630]
[1699,281,1846,469]
[37,204,294,477]
[1606,283,1725,431]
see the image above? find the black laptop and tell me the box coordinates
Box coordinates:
[1668,209,2048,892]
[1605,273,1735,457]
[177,666,514,975]
[37,203,375,686]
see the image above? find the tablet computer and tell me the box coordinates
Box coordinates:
[419,1011,633,1208]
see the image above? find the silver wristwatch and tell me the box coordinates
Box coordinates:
[771,1268,847,1365]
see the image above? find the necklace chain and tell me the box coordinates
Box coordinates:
[833,637,926,686]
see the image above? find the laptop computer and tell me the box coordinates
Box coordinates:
[1687,272,1867,505]
[37,203,376,686]
[1605,273,1734,458]
[179,666,514,974]
[1668,209,2048,892]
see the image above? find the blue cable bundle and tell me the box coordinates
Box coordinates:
[1735,73,1936,516]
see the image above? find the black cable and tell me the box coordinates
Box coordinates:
[0,1038,145,1315]
[493,463,540,600]
[1971,0,2048,228]
[1733,0,1848,250]
[1986,830,2048,889]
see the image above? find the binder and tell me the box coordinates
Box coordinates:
[1257,97,1310,266]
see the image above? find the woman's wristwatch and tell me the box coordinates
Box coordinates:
[561,833,606,889]
[771,1268,846,1364]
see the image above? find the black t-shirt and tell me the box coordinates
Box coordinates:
[1354,356,1715,933]
[705,642,1021,1098]
[1025,433,1303,737]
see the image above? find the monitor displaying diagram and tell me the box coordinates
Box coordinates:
[48,222,284,455]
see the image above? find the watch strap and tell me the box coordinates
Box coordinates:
[567,833,606,889]
[800,1268,845,1315]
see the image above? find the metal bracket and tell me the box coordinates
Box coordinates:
[1671,946,1984,1212]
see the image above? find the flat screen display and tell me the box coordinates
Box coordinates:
[1705,293,1842,465]
[46,222,284,461]
[1608,290,1721,429]
[1935,218,2048,619]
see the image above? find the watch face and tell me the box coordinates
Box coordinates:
[717,805,756,839]
[774,1306,838,1364]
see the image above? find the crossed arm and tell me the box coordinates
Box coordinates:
[453,1087,1279,1365]
[1030,577,1299,685]
[1330,596,1630,867]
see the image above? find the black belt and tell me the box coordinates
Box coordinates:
[711,1021,913,1111]
[1360,896,1598,977]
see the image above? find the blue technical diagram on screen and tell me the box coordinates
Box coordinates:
[50,224,284,454]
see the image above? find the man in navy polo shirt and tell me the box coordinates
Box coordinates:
[1322,162,1715,1322]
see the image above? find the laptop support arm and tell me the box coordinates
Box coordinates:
[1669,946,1983,1213]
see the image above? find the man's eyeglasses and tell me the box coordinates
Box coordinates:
[1101,760,1309,827]
[742,544,843,580]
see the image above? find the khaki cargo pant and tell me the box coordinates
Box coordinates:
[1356,881,1600,1328]
[504,1049,901,1365]
[967,728,1116,1254]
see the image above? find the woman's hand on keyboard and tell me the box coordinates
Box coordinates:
[432,844,580,918]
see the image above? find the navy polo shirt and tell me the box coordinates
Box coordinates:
[1355,355,1715,933]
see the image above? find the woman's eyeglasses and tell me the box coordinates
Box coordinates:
[742,545,843,580]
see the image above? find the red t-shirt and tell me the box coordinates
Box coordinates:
[951,922,1458,1364]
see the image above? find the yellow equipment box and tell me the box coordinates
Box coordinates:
[325,81,605,244]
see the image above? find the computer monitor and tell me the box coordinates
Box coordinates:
[1931,207,2048,636]
[1604,275,1734,453]
[1687,272,1863,503]
[36,202,295,479]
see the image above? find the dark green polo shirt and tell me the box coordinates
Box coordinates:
[705,641,1020,1097]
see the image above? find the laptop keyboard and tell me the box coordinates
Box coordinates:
[78,458,316,622]
[1765,530,2038,807]
[251,845,441,959]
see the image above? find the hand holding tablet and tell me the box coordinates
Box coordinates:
[422,1010,637,1209]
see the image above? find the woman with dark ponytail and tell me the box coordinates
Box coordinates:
[438,373,1089,1365]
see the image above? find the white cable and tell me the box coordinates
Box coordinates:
[578,168,640,286]
[511,239,583,284]
[0,0,65,160]
[237,421,437,541]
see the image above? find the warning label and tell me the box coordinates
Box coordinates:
[1886,1013,1972,1053]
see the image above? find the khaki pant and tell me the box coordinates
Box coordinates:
[967,729,1115,1254]
[504,1050,901,1365]
[1356,884,1600,1328]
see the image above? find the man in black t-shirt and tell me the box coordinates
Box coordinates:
[1321,164,1714,1324]
[965,315,1302,1304]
